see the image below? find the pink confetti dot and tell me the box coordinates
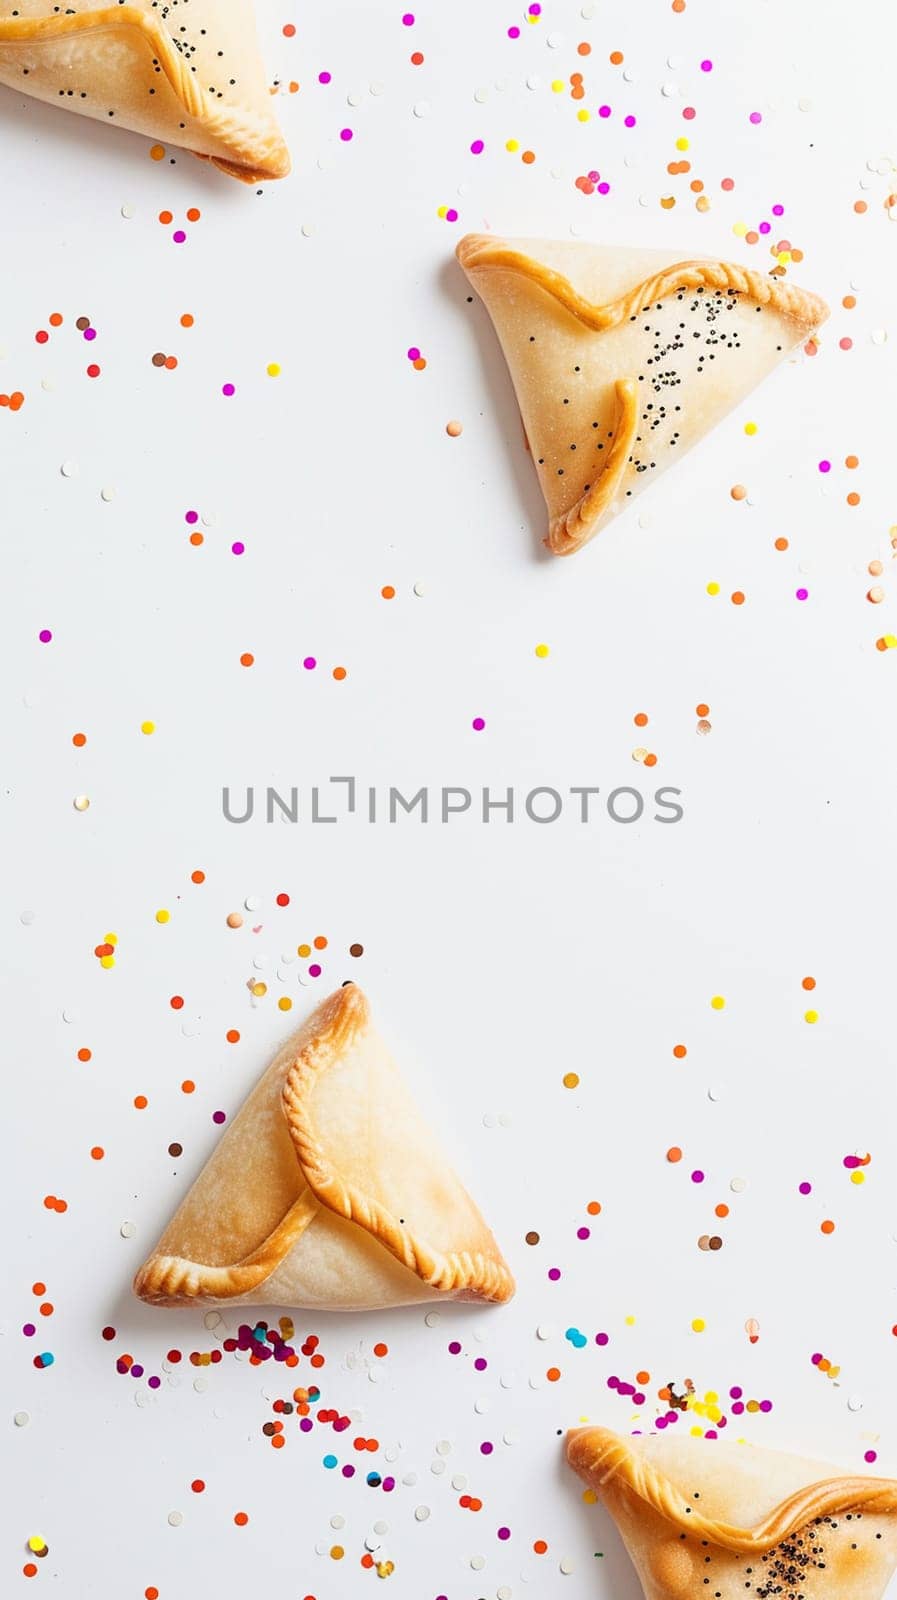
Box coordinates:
[318,70,331,84]
[799,1181,812,1194]
[772,203,784,216]
[508,25,520,38]
[448,1341,461,1354]
[576,1226,590,1240]
[308,963,322,978]
[222,383,235,397]
[402,10,414,22]
[749,111,762,124]
[721,177,735,191]
[624,115,636,127]
[691,1169,705,1183]
[759,221,771,234]
[818,460,831,472]
[598,182,610,195]
[865,1451,878,1464]
[547,1266,561,1281]
[84,327,97,342]
[172,230,187,244]
[472,716,485,731]
[795,588,809,601]
[598,104,611,118]
[839,337,853,351]
[445,208,459,222]
[683,106,696,120]
[340,127,353,142]
[470,138,484,154]
[407,346,421,360]
[528,1,541,11]
[231,542,245,555]
[303,656,317,670]
[595,1332,609,1346]
[700,58,713,71]
[39,629,52,643]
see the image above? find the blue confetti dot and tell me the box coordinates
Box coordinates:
[323,1454,338,1469]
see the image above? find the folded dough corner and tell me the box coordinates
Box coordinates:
[134,983,514,1311]
[456,234,828,557]
[0,0,289,181]
[567,1424,897,1599]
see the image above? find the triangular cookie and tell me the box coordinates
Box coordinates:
[457,234,828,555]
[0,0,289,181]
[567,1424,897,1599]
[134,983,514,1311]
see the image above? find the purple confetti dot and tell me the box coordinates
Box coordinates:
[303,656,317,669]
[760,1400,773,1413]
[231,541,245,555]
[749,111,762,124]
[448,1341,461,1354]
[706,1429,718,1440]
[865,1450,878,1464]
[318,71,331,84]
[759,221,771,234]
[730,1386,743,1399]
[691,1169,705,1183]
[700,59,713,71]
[382,1476,395,1491]
[212,1110,226,1125]
[445,209,459,223]
[474,1357,488,1371]
[800,1181,813,1195]
[599,104,611,118]
[624,114,636,127]
[633,1393,645,1406]
[656,1415,668,1429]
[577,1226,590,1240]
[172,230,187,244]
[300,1417,313,1431]
[402,10,414,22]
[595,1332,609,1346]
[23,1323,36,1337]
[131,1364,144,1378]
[772,204,784,216]
[480,1440,493,1455]
[407,346,421,360]
[547,1266,561,1281]
[472,716,485,731]
[497,1526,511,1540]
[812,1352,823,1365]
[470,139,484,154]
[340,128,353,142]
[38,629,52,643]
[308,963,322,978]
[185,510,199,524]
[84,327,97,341]
[731,1401,745,1415]
[795,588,808,601]
[148,1375,161,1389]
[222,383,235,397]
[342,1464,355,1477]
[528,1,541,11]
[508,25,520,38]
[607,1375,619,1389]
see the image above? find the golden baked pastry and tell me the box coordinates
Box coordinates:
[134,983,514,1311]
[567,1424,897,1599]
[457,234,828,556]
[0,0,289,180]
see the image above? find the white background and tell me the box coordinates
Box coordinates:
[3,0,897,1595]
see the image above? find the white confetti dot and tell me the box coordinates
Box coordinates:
[730,1177,748,1193]
[871,328,888,345]
[500,1372,517,1389]
[661,82,677,98]
[168,1511,184,1528]
[347,90,363,106]
[470,1554,486,1571]
[424,1310,440,1327]
[414,1505,430,1522]
[503,1429,519,1446]
[120,1221,137,1239]
[528,1375,543,1390]
[474,1398,490,1415]
[498,1112,512,1128]
[62,1008,79,1023]
[14,1411,30,1427]
[20,910,35,926]
[498,1587,513,1599]
[120,202,135,218]
[41,377,56,392]
[369,81,385,96]
[526,74,541,90]
[798,97,813,111]
[430,1458,446,1475]
[546,30,564,47]
[848,1395,864,1412]
[559,1557,575,1575]
[666,54,682,67]
[436,1439,452,1455]
[474,87,488,104]
[100,486,115,502]
[384,1447,399,1463]
[402,1473,417,1486]
[707,1086,722,1102]
[483,1113,496,1129]
[413,101,431,118]
[330,1515,346,1530]
[193,1376,208,1393]
[61,460,78,477]
[581,2,596,15]
[73,795,90,812]
[301,223,315,238]
[244,895,261,911]
[622,68,636,83]
[135,1389,150,1408]
[203,1312,222,1330]
[451,1473,468,1491]
[536,1324,554,1341]
[372,1520,389,1536]
[314,1541,327,1556]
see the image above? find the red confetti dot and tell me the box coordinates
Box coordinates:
[170,995,184,1010]
[87,364,101,378]
[283,22,295,34]
[191,1479,206,1493]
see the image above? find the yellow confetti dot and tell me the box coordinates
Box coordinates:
[562,1071,580,1089]
[278,996,293,1011]
[851,1170,865,1185]
[28,1538,46,1554]
[506,138,520,152]
[582,1488,597,1504]
[100,954,115,968]
[624,1315,636,1327]
[106,933,118,946]
[710,995,726,1011]
[690,1424,704,1436]
[878,634,897,650]
[251,981,267,997]
[675,136,690,151]
[804,1009,818,1024]
[535,643,550,658]
[577,108,590,122]
[733,221,748,237]
[266,363,281,377]
[141,720,155,735]
[551,79,564,92]
[150,143,165,161]
[744,421,758,435]
[155,909,170,924]
[297,942,311,957]
[777,251,792,265]
[692,1318,706,1333]
[706,581,720,596]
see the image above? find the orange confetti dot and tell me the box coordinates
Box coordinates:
[672,1044,687,1059]
[644,752,657,768]
[846,492,860,507]
[191,869,205,883]
[134,1095,148,1110]
[77,1047,92,1062]
[672,0,686,10]
[410,50,424,64]
[54,1198,67,1212]
[634,711,649,727]
[774,537,789,551]
[158,210,173,225]
[150,144,165,160]
[164,356,178,371]
[586,1200,602,1215]
[72,731,87,746]
[845,454,859,468]
[186,207,201,223]
[32,1281,46,1295]
[90,1146,104,1160]
[271,1433,286,1448]
[715,1203,730,1218]
[181,1080,195,1095]
[696,703,710,717]
[314,935,328,950]
[282,20,295,34]
[667,1146,683,1163]
[234,1512,249,1526]
[802,976,816,991]
[730,484,747,501]
[240,652,254,667]
[381,585,395,600]
[609,50,623,63]
[8,392,24,411]
[854,200,867,214]
[373,1342,388,1357]
[821,1219,835,1234]
[731,591,745,606]
[181,313,194,328]
[49,312,63,327]
[842,295,856,309]
[522,149,536,164]
[636,1369,650,1385]
[39,1301,53,1316]
[533,1540,548,1555]
[146,1589,160,1599]
[332,666,347,680]
[546,1366,561,1381]
[226,1029,240,1044]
